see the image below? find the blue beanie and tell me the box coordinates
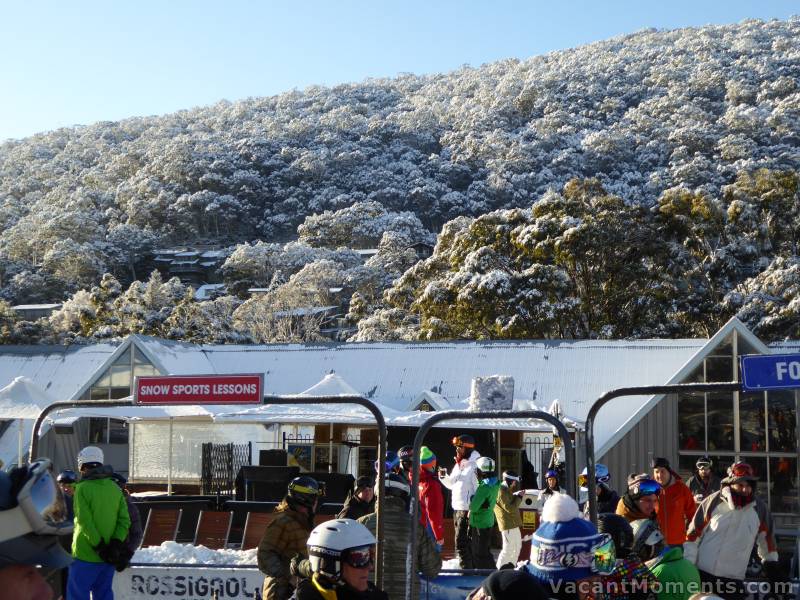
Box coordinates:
[526,493,604,583]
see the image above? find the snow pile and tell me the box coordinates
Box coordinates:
[469,376,514,411]
[133,541,257,566]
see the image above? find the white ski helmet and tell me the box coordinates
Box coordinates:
[307,518,377,580]
[77,446,104,468]
[475,457,496,474]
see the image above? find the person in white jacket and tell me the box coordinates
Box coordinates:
[683,462,779,600]
[438,434,480,569]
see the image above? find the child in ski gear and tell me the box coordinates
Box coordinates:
[470,457,501,569]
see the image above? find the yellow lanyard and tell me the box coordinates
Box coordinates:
[312,574,339,600]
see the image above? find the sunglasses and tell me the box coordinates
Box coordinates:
[0,459,72,544]
[343,545,374,569]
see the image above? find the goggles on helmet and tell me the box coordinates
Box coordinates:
[451,436,475,448]
[629,477,661,497]
[579,473,611,488]
[0,459,72,544]
[343,545,374,569]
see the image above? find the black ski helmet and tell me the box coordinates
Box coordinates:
[287,476,323,509]
[57,470,78,485]
[597,513,634,559]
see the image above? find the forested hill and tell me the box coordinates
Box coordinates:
[1,18,800,344]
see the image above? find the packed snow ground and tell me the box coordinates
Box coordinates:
[133,541,258,566]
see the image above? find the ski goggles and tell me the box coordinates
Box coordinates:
[628,477,661,498]
[451,437,475,448]
[578,473,610,488]
[530,534,616,575]
[343,545,374,569]
[0,459,72,544]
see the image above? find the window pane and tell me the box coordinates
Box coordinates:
[110,387,130,399]
[706,356,733,382]
[767,391,797,452]
[90,387,109,401]
[739,393,766,452]
[769,457,798,514]
[88,418,107,444]
[314,445,339,472]
[735,333,761,357]
[94,368,113,388]
[108,419,128,444]
[359,447,377,477]
[740,456,768,502]
[707,393,734,451]
[706,455,736,481]
[678,392,705,451]
[110,362,131,387]
[684,364,704,383]
[114,348,132,367]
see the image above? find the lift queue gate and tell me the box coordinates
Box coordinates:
[405,409,577,600]
[29,394,389,587]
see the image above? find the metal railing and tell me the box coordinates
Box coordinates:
[201,441,252,495]
[29,394,388,587]
[584,382,740,524]
[405,409,576,600]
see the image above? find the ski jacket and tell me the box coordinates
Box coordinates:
[685,474,721,502]
[439,450,480,511]
[124,494,144,553]
[683,487,778,580]
[469,477,500,529]
[358,495,441,600]
[337,494,374,521]
[493,483,522,531]
[584,487,621,519]
[654,473,696,545]
[72,465,131,563]
[291,575,389,600]
[604,556,657,600]
[647,546,701,600]
[258,501,314,600]
[418,468,445,542]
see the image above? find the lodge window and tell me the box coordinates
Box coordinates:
[677,331,800,514]
[88,418,128,445]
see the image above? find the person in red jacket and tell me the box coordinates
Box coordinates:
[651,457,696,546]
[419,446,445,551]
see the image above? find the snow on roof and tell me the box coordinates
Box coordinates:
[354,249,379,256]
[200,250,228,259]
[134,336,707,450]
[194,284,226,300]
[12,304,62,311]
[0,343,119,401]
[298,373,361,397]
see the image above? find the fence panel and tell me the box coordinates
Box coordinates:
[201,442,252,495]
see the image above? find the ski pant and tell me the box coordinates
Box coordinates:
[698,570,747,600]
[496,527,522,568]
[67,558,115,600]
[470,526,495,570]
[453,510,474,569]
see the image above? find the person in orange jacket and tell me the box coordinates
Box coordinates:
[651,457,696,546]
[419,446,445,551]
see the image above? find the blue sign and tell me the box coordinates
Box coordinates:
[740,353,800,391]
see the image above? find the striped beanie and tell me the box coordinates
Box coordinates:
[420,446,437,469]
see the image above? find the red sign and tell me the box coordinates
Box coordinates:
[134,374,263,405]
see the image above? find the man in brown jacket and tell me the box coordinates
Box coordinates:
[258,476,323,600]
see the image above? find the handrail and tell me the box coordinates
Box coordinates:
[584,382,740,524]
[30,394,388,587]
[405,409,576,600]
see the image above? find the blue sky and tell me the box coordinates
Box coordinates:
[1,1,797,141]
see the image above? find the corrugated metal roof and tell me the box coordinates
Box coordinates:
[134,336,707,450]
[0,343,119,401]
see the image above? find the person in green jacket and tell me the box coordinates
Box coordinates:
[470,457,501,569]
[631,519,701,600]
[68,446,130,600]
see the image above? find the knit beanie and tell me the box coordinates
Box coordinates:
[526,493,605,584]
[420,446,437,470]
[478,569,549,600]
